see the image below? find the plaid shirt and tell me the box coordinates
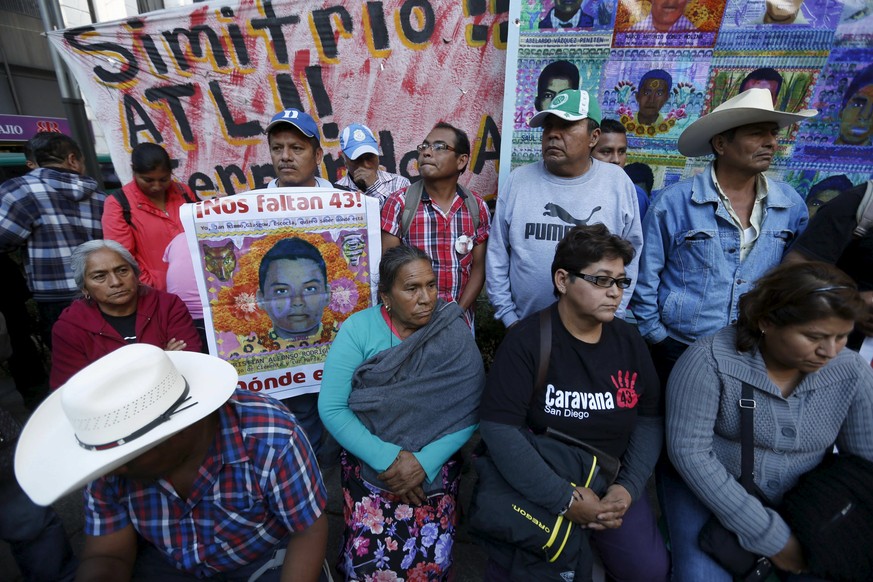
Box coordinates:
[335,169,410,207]
[381,184,490,320]
[84,390,327,577]
[0,167,105,301]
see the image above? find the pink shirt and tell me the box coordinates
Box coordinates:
[163,233,203,319]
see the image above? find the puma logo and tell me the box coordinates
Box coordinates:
[543,203,602,227]
[202,240,237,281]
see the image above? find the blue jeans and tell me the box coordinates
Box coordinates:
[659,465,732,582]
[0,477,77,581]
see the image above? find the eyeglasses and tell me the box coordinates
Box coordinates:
[416,142,456,153]
[575,272,632,289]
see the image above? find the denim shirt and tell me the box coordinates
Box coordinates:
[630,164,808,344]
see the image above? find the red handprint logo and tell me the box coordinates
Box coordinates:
[611,370,639,409]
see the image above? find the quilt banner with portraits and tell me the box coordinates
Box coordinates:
[180,189,380,399]
[501,0,873,204]
[48,0,506,199]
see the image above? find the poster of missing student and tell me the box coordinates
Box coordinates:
[180,189,380,400]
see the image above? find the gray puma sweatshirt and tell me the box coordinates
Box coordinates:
[487,159,642,326]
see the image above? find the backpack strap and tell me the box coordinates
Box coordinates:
[459,183,481,233]
[522,308,553,427]
[536,308,552,396]
[398,181,481,239]
[853,180,873,238]
[399,181,425,239]
[111,190,135,230]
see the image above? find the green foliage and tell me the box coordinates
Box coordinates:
[474,294,506,372]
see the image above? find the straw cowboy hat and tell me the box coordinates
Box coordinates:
[678,88,817,157]
[15,344,237,506]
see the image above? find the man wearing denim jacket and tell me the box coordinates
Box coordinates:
[630,88,816,387]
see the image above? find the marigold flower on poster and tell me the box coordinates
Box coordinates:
[210,230,370,350]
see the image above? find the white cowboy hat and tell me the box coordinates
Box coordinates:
[678,88,817,157]
[14,344,238,506]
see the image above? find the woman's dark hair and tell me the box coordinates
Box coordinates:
[131,143,172,174]
[377,245,432,298]
[551,224,635,297]
[736,262,866,352]
[258,237,327,292]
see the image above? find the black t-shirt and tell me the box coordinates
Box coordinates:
[101,312,137,344]
[792,184,873,291]
[480,305,660,459]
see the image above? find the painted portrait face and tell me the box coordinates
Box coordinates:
[650,0,690,31]
[537,77,574,111]
[741,79,781,104]
[555,0,584,18]
[257,258,330,339]
[636,77,670,124]
[806,188,841,217]
[764,0,804,23]
[838,84,873,146]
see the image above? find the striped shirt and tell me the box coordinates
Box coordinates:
[0,167,105,301]
[335,169,410,207]
[381,184,490,322]
[84,390,327,577]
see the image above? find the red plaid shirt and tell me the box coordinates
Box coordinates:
[381,185,490,320]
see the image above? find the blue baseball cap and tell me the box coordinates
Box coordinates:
[340,123,380,159]
[265,108,319,138]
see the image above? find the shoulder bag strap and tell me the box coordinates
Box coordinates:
[739,382,756,494]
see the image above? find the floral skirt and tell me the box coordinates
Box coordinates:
[337,449,461,581]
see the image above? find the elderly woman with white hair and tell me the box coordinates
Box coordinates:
[50,239,201,389]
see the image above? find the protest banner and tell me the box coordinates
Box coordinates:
[180,188,380,399]
[48,0,506,198]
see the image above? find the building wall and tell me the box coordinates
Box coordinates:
[0,1,193,156]
[0,10,64,118]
